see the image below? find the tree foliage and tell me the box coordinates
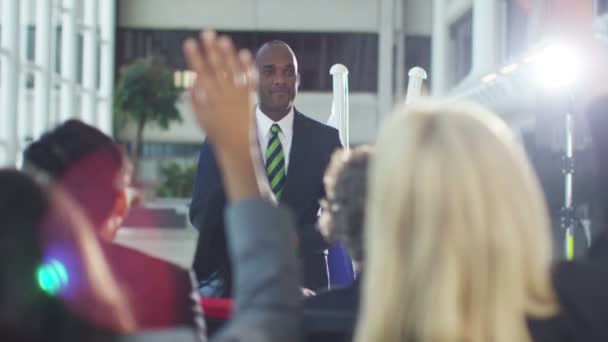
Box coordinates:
[113,58,182,163]
[156,162,197,198]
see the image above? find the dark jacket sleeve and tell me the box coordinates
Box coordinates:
[191,190,233,297]
[536,260,608,342]
[190,141,223,229]
[296,128,343,255]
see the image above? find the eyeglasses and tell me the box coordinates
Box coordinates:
[319,198,341,214]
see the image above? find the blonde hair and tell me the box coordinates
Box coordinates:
[355,101,558,342]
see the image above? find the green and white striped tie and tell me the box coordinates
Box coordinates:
[266,124,286,198]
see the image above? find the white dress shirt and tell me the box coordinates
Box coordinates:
[256,106,294,174]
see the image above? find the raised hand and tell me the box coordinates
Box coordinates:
[183,31,257,155]
[183,31,261,202]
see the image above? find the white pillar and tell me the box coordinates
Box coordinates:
[19,0,32,146]
[405,67,428,104]
[82,0,99,125]
[431,0,448,96]
[98,0,116,136]
[378,0,395,119]
[395,0,406,102]
[34,0,53,138]
[471,0,501,75]
[1,0,21,166]
[329,64,350,148]
[50,0,62,128]
[60,0,77,121]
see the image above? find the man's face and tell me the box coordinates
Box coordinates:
[256,45,299,115]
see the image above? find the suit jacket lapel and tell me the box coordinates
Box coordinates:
[281,110,305,205]
[254,137,264,169]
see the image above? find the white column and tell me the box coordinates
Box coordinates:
[60,0,77,121]
[34,0,53,138]
[19,0,32,146]
[81,0,99,125]
[395,0,406,102]
[1,0,21,166]
[378,0,395,119]
[98,0,116,136]
[431,0,448,96]
[329,64,350,148]
[471,0,501,75]
[405,67,428,104]
[49,0,61,127]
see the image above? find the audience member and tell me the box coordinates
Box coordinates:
[354,102,559,342]
[23,120,205,335]
[303,146,371,341]
[0,169,135,341]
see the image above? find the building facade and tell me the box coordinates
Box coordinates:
[116,0,433,182]
[0,0,117,166]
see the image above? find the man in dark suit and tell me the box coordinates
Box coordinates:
[190,40,342,290]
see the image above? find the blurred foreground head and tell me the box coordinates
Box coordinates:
[0,169,135,340]
[0,169,48,339]
[356,101,558,342]
[23,120,133,241]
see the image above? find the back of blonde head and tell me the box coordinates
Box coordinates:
[355,101,557,342]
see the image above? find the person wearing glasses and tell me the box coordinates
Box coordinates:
[304,146,371,342]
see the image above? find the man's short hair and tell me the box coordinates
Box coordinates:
[255,40,294,59]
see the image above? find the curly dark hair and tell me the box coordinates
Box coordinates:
[320,146,372,264]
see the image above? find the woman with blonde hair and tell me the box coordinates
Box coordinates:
[355,101,559,342]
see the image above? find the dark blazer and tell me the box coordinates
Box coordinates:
[527,259,608,342]
[190,109,342,290]
[192,189,233,298]
[303,277,360,342]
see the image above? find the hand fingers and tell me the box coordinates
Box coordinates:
[185,29,256,113]
[238,49,258,91]
[183,36,217,101]
[189,86,207,131]
[215,34,256,90]
[202,31,230,88]
[190,82,204,112]
[183,38,204,76]
[217,35,244,85]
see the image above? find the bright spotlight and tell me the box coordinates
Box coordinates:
[531,44,581,90]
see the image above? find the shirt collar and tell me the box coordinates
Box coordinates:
[256,106,294,138]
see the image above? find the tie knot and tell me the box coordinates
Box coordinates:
[270,124,281,135]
